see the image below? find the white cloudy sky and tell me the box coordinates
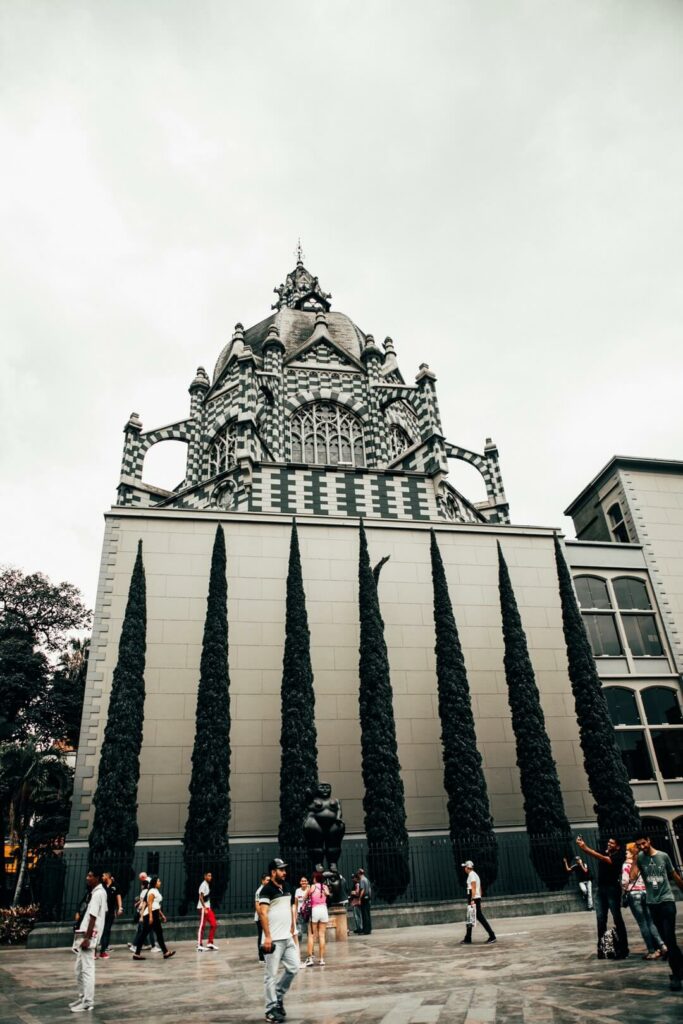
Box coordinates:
[2,0,682,609]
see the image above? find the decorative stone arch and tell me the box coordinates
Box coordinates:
[383,397,420,440]
[284,388,367,419]
[444,441,508,522]
[135,421,192,481]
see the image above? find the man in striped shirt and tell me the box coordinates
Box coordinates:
[257,858,299,1023]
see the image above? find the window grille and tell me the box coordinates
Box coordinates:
[289,402,366,467]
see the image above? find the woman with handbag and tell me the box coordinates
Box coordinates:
[349,873,363,934]
[621,843,667,960]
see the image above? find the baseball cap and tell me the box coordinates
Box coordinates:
[461,860,474,868]
[267,858,288,872]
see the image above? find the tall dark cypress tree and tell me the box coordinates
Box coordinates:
[183,525,231,904]
[497,542,572,889]
[553,535,641,839]
[278,520,318,858]
[358,520,410,903]
[430,530,497,887]
[89,541,146,893]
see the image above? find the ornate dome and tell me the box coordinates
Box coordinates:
[212,256,366,383]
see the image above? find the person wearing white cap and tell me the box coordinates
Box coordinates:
[460,860,496,945]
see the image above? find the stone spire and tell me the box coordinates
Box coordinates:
[272,246,332,312]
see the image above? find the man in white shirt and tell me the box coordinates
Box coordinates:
[69,868,108,1012]
[460,860,496,945]
[197,871,219,951]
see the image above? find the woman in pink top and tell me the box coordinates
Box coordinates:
[304,871,330,967]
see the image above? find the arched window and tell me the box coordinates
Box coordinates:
[613,576,663,657]
[208,421,237,477]
[574,575,622,657]
[386,424,412,463]
[289,402,366,467]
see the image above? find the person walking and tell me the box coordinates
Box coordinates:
[255,872,269,964]
[69,868,108,1013]
[349,873,363,934]
[621,843,666,960]
[357,867,372,935]
[129,873,158,953]
[577,835,629,959]
[294,875,311,962]
[632,833,683,991]
[563,854,593,910]
[133,876,176,961]
[257,858,299,1023]
[460,860,496,944]
[98,871,122,959]
[197,871,219,951]
[304,870,330,967]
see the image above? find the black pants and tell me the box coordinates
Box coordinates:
[99,912,114,953]
[464,898,495,941]
[256,920,264,961]
[135,911,168,955]
[649,902,683,979]
[594,885,628,955]
[360,899,372,935]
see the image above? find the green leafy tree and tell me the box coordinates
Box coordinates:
[183,526,231,905]
[89,541,147,892]
[0,627,50,741]
[0,566,91,652]
[0,742,72,906]
[497,542,571,889]
[553,535,641,838]
[430,531,497,887]
[278,521,318,858]
[45,638,90,749]
[357,520,410,903]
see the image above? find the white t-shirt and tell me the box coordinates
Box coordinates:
[254,884,264,923]
[197,880,211,910]
[294,886,307,912]
[466,871,482,899]
[76,883,108,941]
[142,888,163,916]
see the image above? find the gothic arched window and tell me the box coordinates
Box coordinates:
[290,402,366,467]
[387,424,412,462]
[208,421,237,477]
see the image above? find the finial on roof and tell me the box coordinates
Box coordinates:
[272,250,332,312]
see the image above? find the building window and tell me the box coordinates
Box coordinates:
[575,575,622,657]
[208,421,237,477]
[613,576,663,657]
[386,424,413,462]
[575,574,665,661]
[289,401,366,467]
[606,684,683,782]
[607,502,629,543]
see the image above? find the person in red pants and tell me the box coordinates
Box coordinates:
[197,871,218,951]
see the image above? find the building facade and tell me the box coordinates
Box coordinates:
[68,259,682,848]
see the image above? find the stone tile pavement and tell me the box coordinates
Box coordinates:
[0,911,681,1024]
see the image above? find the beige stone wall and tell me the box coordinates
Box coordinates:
[617,469,683,672]
[70,510,594,841]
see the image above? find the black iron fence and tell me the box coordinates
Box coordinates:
[14,824,682,924]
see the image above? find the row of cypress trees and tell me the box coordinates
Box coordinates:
[88,522,640,901]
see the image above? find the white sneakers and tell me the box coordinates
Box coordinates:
[206,943,219,950]
[69,1002,93,1013]
[198,943,219,951]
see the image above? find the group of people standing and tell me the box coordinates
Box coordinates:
[575,831,683,992]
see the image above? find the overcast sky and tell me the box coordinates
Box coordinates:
[2,0,682,610]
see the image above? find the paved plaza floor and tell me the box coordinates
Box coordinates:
[0,910,681,1024]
